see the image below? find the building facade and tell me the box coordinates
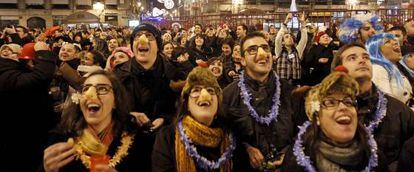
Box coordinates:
[0,0,137,28]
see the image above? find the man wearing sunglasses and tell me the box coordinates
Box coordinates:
[223,32,294,171]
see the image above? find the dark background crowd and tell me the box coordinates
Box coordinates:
[1,12,414,172]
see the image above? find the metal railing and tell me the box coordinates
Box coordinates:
[161,8,414,29]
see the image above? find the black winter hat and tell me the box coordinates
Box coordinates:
[130,23,162,52]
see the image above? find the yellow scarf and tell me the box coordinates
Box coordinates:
[175,115,232,172]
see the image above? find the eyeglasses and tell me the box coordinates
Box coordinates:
[321,97,356,108]
[244,44,271,55]
[189,86,216,98]
[135,32,156,41]
[81,84,113,95]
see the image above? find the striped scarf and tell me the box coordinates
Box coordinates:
[175,115,232,172]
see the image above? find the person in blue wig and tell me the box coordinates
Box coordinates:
[339,13,383,44]
[396,49,414,108]
[366,33,413,105]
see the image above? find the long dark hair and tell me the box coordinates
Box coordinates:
[88,50,106,68]
[189,34,207,50]
[58,70,133,137]
[302,113,371,170]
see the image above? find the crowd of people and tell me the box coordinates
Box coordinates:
[1,11,414,172]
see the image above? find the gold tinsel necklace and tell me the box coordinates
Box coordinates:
[73,131,134,169]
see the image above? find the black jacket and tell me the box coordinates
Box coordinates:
[115,56,177,171]
[357,84,414,164]
[115,56,176,123]
[0,51,58,171]
[188,47,213,66]
[222,72,294,171]
[302,43,338,86]
[9,33,34,46]
[397,136,414,171]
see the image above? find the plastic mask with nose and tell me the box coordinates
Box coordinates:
[257,46,267,58]
[138,34,149,45]
[198,88,212,102]
[84,86,98,100]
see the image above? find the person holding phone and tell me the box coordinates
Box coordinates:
[274,12,308,86]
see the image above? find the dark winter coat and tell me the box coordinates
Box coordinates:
[115,56,177,171]
[115,56,176,123]
[188,47,213,66]
[302,43,338,86]
[357,84,414,166]
[397,136,414,171]
[0,51,58,172]
[9,33,34,46]
[222,72,294,171]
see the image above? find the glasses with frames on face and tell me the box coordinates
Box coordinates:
[321,97,356,108]
[135,32,156,41]
[244,44,271,55]
[81,84,113,95]
[189,86,216,98]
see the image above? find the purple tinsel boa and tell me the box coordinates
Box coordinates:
[238,71,281,125]
[366,89,387,133]
[293,121,378,172]
[177,118,236,170]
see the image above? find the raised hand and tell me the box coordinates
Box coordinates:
[4,25,16,35]
[284,13,293,25]
[34,41,49,51]
[299,11,306,24]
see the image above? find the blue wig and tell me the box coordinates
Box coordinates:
[366,33,403,86]
[339,14,384,44]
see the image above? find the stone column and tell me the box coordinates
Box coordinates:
[44,0,51,10]
[18,0,26,10]
[69,0,76,10]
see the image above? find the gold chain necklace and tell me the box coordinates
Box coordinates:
[74,132,134,169]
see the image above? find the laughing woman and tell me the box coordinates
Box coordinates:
[152,67,235,172]
[281,67,388,172]
[40,70,146,172]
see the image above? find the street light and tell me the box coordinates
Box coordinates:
[346,0,358,10]
[93,2,105,11]
[93,2,105,24]
[232,0,243,14]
